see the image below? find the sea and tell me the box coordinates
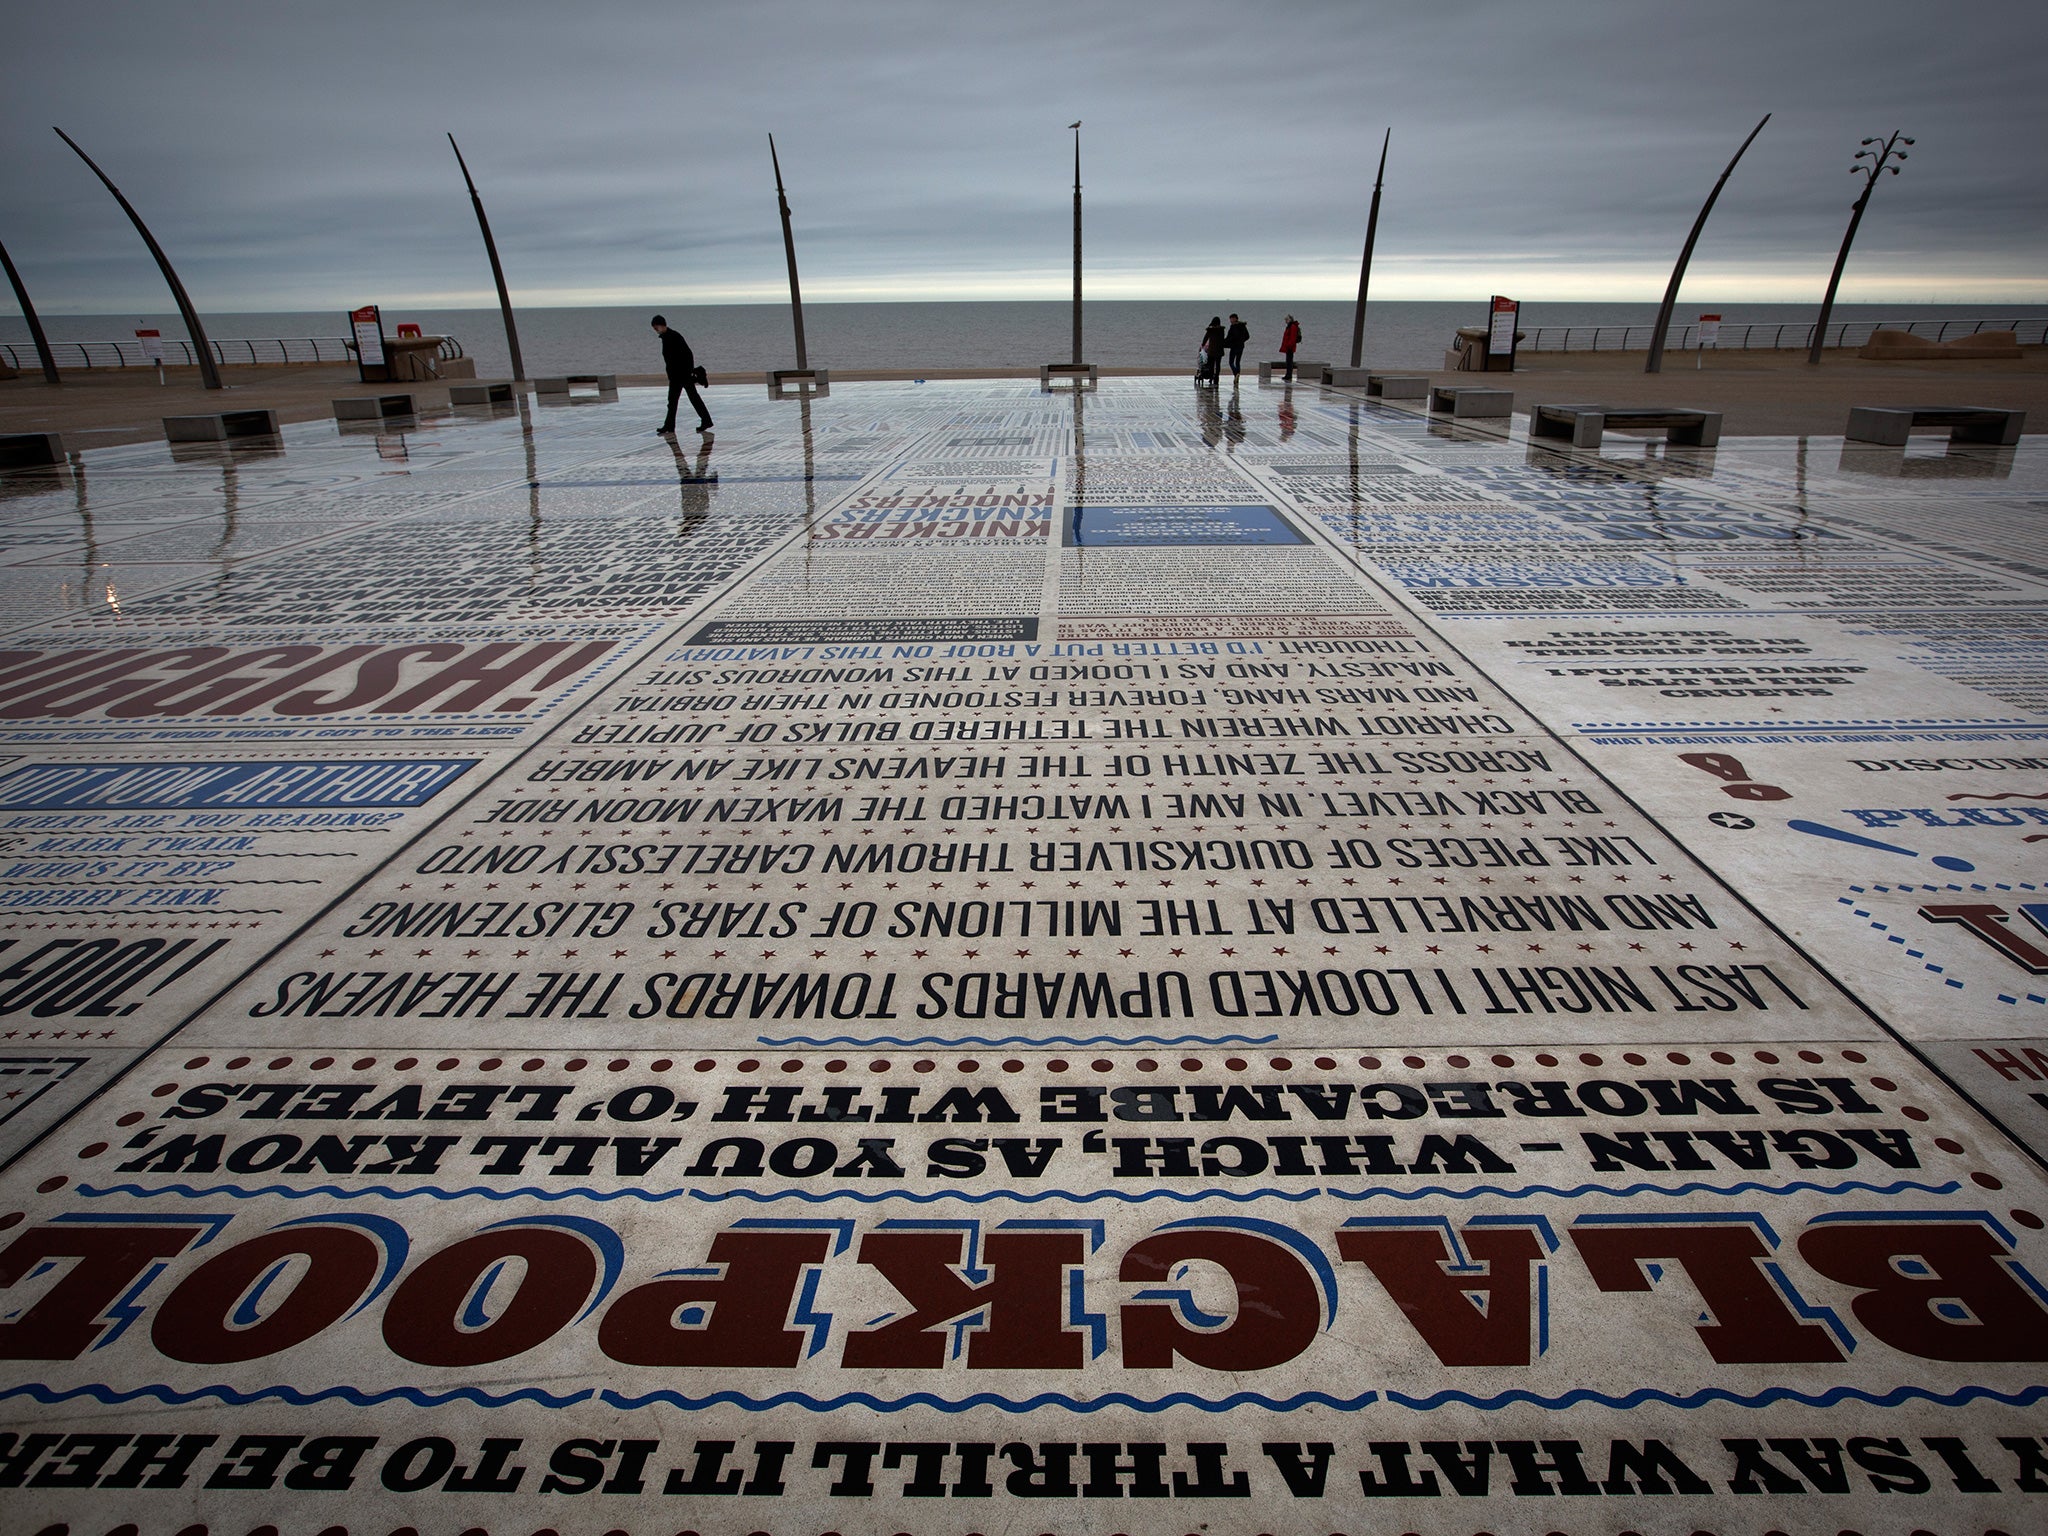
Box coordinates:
[6,301,2045,378]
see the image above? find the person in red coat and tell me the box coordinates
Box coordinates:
[1280,314,1302,380]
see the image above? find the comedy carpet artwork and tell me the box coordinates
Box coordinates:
[1,380,2044,1536]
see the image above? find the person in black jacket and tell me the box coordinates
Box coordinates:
[1224,313,1251,382]
[651,314,712,433]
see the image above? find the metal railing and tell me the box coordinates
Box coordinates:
[1519,316,2047,353]
[0,335,464,371]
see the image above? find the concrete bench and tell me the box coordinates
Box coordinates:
[449,382,515,406]
[1366,374,1429,399]
[0,432,64,469]
[1327,368,1435,395]
[1427,385,1512,418]
[1531,403,1722,449]
[332,393,419,422]
[163,410,280,443]
[1844,405,2024,446]
[534,374,618,395]
[767,368,830,398]
[1259,359,1329,383]
[1040,363,1099,391]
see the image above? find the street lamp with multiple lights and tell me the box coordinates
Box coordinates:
[1807,130,1913,365]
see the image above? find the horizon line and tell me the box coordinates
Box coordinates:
[17,293,2048,317]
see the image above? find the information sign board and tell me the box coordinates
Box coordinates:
[1487,294,1519,364]
[350,303,389,383]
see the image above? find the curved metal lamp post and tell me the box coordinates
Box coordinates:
[449,134,525,382]
[1807,131,1912,365]
[1645,114,1770,375]
[1349,129,1390,371]
[54,127,222,390]
[770,134,808,371]
[0,237,61,385]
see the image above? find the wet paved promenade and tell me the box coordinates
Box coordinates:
[1,377,2044,1536]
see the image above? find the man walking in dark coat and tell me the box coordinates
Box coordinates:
[1224,313,1251,382]
[652,314,712,434]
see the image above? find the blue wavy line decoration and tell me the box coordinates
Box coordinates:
[600,1387,1380,1414]
[601,1381,2048,1415]
[1325,1178,1958,1202]
[1385,1383,2048,1412]
[0,1382,593,1410]
[756,1034,1281,1046]
[690,1187,1323,1206]
[11,1379,2040,1418]
[82,1179,1958,1205]
[80,1181,1321,1206]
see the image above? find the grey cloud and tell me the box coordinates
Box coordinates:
[2,0,2041,311]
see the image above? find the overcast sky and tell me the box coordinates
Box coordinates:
[4,0,2042,313]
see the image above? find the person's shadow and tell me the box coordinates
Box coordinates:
[666,431,718,538]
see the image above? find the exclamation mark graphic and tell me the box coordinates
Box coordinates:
[1787,819,1975,873]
